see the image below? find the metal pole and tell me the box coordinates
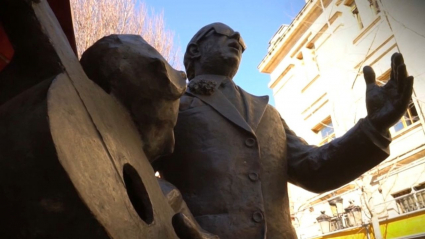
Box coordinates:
[371,214,383,239]
[364,184,383,239]
[364,224,371,239]
[361,174,383,239]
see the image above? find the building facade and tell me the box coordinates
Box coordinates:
[259,0,425,238]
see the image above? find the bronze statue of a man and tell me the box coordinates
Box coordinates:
[154,23,414,238]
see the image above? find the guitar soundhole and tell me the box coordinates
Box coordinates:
[123,163,154,224]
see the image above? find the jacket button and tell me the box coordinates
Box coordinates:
[245,138,256,147]
[248,172,259,182]
[252,211,264,223]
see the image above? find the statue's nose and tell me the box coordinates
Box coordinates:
[230,31,246,51]
[231,32,241,40]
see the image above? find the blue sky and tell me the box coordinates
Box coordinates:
[143,0,306,105]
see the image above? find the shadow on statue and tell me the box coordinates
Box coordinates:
[0,1,414,239]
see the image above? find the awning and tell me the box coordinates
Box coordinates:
[0,22,14,72]
[0,0,77,73]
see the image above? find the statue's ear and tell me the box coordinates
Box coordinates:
[187,43,201,59]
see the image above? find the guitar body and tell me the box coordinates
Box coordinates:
[0,0,178,238]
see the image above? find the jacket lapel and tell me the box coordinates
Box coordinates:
[239,87,269,132]
[186,88,255,135]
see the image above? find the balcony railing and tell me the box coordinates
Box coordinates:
[297,220,364,239]
[375,189,425,217]
[395,189,425,213]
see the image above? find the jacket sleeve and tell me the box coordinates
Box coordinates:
[286,117,391,193]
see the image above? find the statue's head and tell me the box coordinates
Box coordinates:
[184,22,246,80]
[80,35,186,162]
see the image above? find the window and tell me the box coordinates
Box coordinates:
[315,198,363,234]
[377,70,420,134]
[351,3,364,29]
[414,183,425,209]
[312,116,335,146]
[393,100,419,133]
[368,0,380,15]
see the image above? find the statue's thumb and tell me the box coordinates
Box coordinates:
[363,66,376,85]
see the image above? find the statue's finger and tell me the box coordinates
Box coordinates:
[389,53,403,83]
[399,76,414,109]
[363,66,376,85]
[395,53,404,66]
[397,63,408,93]
[390,53,398,80]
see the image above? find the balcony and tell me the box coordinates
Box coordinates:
[387,187,425,215]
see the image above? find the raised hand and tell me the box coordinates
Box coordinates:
[364,53,414,133]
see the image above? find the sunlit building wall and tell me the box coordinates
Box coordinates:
[259,0,425,238]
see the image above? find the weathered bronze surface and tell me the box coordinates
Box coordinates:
[80,34,186,162]
[0,0,414,237]
[0,0,191,238]
[80,34,219,239]
[155,23,414,238]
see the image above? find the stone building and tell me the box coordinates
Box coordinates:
[259,0,425,238]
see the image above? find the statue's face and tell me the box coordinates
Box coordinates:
[111,50,185,162]
[80,35,186,162]
[197,25,245,78]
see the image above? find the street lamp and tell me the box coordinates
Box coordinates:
[335,197,344,214]
[328,199,338,217]
[329,197,344,230]
[316,211,331,234]
[345,200,362,226]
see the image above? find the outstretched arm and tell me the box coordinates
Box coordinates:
[286,117,390,193]
[287,53,413,193]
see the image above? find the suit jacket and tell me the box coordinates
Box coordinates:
[156,75,391,239]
